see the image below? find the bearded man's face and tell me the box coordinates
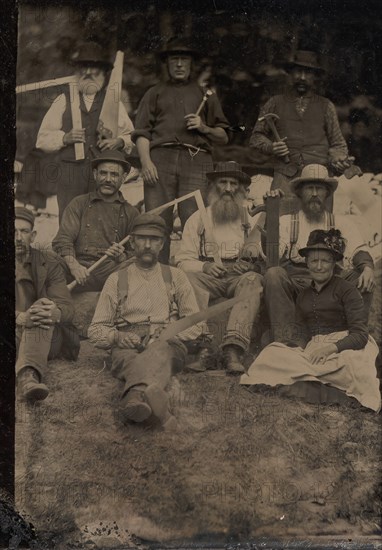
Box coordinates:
[300,183,328,221]
[208,177,246,225]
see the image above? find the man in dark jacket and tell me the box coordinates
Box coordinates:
[52,150,139,292]
[250,50,350,215]
[133,37,229,262]
[15,207,77,401]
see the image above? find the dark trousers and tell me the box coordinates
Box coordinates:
[16,323,63,381]
[144,147,213,263]
[264,264,373,342]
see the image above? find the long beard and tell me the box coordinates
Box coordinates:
[302,198,325,222]
[208,188,245,225]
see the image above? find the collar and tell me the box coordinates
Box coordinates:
[89,190,126,204]
[286,89,315,100]
[310,274,335,293]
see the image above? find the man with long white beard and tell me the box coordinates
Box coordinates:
[36,42,134,220]
[175,161,264,375]
[263,163,375,343]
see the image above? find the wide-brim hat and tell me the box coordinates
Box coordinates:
[291,164,338,197]
[284,50,325,73]
[71,41,113,71]
[159,37,201,60]
[15,206,35,228]
[91,150,131,172]
[130,213,168,237]
[206,161,251,188]
[299,229,345,261]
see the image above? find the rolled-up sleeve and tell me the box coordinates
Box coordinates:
[172,269,207,341]
[249,97,276,155]
[117,101,135,153]
[131,88,157,143]
[36,94,67,152]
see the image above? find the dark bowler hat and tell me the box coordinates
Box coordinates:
[206,161,251,188]
[299,229,346,261]
[71,41,113,71]
[15,206,35,228]
[91,150,131,172]
[284,50,325,73]
[291,164,338,197]
[130,213,168,238]
[159,36,201,60]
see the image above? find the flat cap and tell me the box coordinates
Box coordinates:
[15,206,35,227]
[130,213,168,237]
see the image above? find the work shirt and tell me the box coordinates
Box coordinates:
[132,81,229,152]
[296,275,368,352]
[279,211,372,270]
[88,262,204,348]
[36,93,134,153]
[52,191,139,263]
[175,206,260,272]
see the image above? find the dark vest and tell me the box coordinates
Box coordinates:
[60,87,106,163]
[272,94,330,174]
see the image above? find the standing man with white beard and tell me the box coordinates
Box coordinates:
[36,42,134,220]
[175,162,264,375]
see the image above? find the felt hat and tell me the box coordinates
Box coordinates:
[299,229,346,261]
[91,150,131,172]
[159,37,201,60]
[291,164,338,197]
[71,41,113,71]
[206,161,251,188]
[284,50,325,73]
[130,213,168,237]
[15,207,35,228]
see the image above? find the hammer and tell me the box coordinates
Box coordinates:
[258,113,290,164]
[195,89,214,116]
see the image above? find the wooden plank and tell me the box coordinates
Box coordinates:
[68,82,85,161]
[16,76,76,94]
[265,195,280,267]
[98,51,124,137]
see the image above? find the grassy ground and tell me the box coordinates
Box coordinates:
[15,338,381,548]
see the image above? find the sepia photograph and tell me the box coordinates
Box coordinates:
[1,0,381,547]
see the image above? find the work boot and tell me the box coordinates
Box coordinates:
[120,388,152,424]
[17,367,49,402]
[144,384,178,431]
[186,345,216,373]
[222,345,245,375]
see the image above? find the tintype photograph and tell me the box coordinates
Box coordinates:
[1,0,382,548]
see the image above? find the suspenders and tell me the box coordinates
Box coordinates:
[289,212,335,261]
[198,206,250,260]
[116,264,174,327]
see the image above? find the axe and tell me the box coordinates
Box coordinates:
[258,113,290,164]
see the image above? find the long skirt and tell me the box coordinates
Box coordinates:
[240,331,381,412]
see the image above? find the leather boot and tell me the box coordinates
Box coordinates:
[17,367,49,402]
[144,384,178,431]
[222,345,245,375]
[120,388,152,424]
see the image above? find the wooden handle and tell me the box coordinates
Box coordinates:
[69,82,85,161]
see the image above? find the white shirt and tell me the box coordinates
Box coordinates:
[36,93,134,153]
[175,206,261,272]
[279,211,369,268]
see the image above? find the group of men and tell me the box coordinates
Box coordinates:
[15,37,376,429]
